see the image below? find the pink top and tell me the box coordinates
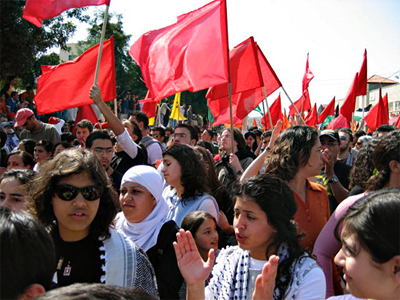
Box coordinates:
[312,193,365,297]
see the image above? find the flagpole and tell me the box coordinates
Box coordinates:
[262,87,273,129]
[93,4,110,86]
[281,86,306,125]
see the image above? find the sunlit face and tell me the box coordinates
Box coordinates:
[220,129,236,152]
[262,136,271,149]
[194,217,219,261]
[201,130,212,142]
[76,127,91,144]
[7,154,30,171]
[334,228,398,300]
[52,172,100,242]
[151,130,163,143]
[299,139,323,177]
[34,145,51,163]
[119,182,156,223]
[161,155,182,188]
[173,127,192,146]
[245,136,255,147]
[339,132,351,151]
[234,196,276,260]
[0,178,29,211]
[90,139,113,171]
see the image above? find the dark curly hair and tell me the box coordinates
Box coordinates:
[263,126,318,181]
[233,174,306,299]
[366,130,400,191]
[163,144,208,202]
[29,148,119,240]
[348,138,379,190]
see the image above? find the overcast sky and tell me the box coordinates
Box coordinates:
[69,0,400,110]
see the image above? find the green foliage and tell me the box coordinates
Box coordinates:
[78,10,146,98]
[0,0,90,87]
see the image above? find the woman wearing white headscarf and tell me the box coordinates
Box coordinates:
[115,165,183,300]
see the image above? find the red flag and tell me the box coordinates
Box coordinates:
[364,89,389,132]
[302,53,314,93]
[289,90,311,117]
[73,105,98,134]
[35,37,116,115]
[140,100,158,119]
[129,0,229,101]
[355,49,367,96]
[23,0,110,27]
[317,97,336,124]
[208,41,281,121]
[327,114,350,130]
[382,93,389,124]
[340,72,358,121]
[261,95,283,129]
[396,115,400,129]
[304,103,318,126]
[207,37,264,121]
[206,37,263,101]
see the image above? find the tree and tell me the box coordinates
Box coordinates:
[0,0,90,86]
[78,11,147,98]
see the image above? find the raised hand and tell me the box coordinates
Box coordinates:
[173,229,215,286]
[252,255,279,300]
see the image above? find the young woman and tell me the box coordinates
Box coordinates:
[52,142,74,157]
[181,211,219,262]
[313,130,400,298]
[29,148,158,297]
[6,150,34,171]
[0,169,34,211]
[174,174,325,300]
[261,125,329,252]
[115,165,182,299]
[331,188,400,300]
[162,144,219,227]
[33,140,53,172]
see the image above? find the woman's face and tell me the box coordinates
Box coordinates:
[34,146,51,163]
[7,155,29,171]
[119,182,156,223]
[0,178,29,211]
[245,136,255,147]
[52,172,100,242]
[234,196,276,260]
[195,217,219,260]
[299,139,322,178]
[161,155,182,188]
[334,229,398,300]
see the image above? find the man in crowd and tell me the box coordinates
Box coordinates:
[317,129,351,213]
[337,128,357,167]
[86,131,122,193]
[75,119,93,148]
[172,123,198,146]
[201,129,218,154]
[129,110,162,166]
[15,108,61,145]
[6,91,19,113]
[150,126,166,152]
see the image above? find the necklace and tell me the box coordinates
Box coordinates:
[57,256,72,276]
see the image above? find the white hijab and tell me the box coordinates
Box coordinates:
[115,165,169,252]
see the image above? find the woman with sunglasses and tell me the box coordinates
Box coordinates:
[29,148,158,297]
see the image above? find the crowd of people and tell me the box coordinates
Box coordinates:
[0,82,399,300]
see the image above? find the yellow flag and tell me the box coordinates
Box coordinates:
[170,92,187,121]
[148,117,155,126]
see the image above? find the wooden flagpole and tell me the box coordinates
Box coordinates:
[93,4,110,86]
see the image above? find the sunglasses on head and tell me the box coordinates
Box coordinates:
[54,184,103,201]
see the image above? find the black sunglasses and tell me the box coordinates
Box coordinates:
[54,184,103,201]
